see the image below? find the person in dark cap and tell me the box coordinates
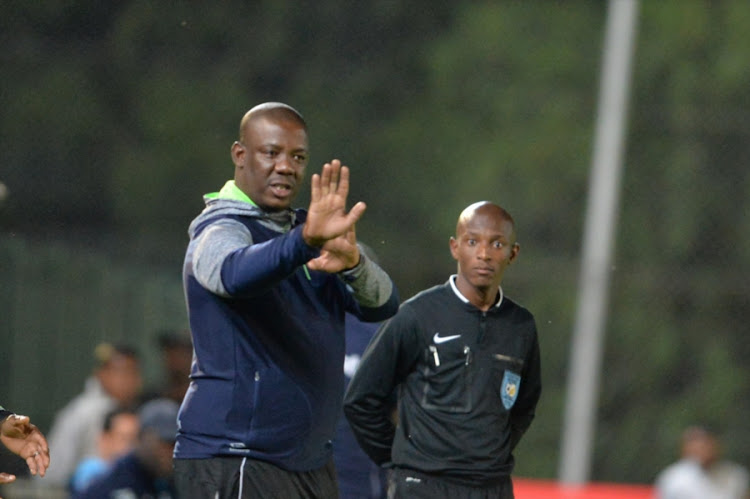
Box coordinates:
[157,330,193,403]
[141,329,193,404]
[74,398,178,498]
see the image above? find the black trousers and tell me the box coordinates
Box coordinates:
[174,457,339,499]
[387,468,514,499]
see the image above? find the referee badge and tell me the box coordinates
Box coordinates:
[501,370,521,409]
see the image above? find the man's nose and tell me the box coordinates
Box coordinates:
[273,154,294,173]
[476,243,490,259]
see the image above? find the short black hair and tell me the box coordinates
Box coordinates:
[101,407,137,432]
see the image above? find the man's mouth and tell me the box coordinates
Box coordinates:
[269,182,292,196]
[475,267,494,276]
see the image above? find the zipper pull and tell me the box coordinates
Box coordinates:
[464,346,471,365]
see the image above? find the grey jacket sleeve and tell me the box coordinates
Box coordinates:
[339,250,395,308]
[192,219,253,297]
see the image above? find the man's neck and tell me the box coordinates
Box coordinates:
[450,275,503,311]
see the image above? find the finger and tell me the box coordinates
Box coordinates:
[319,162,332,196]
[5,415,29,435]
[306,256,323,271]
[10,414,30,426]
[327,160,341,194]
[0,471,16,484]
[31,450,48,477]
[346,201,367,225]
[29,430,49,452]
[26,454,38,476]
[25,447,48,475]
[309,173,321,202]
[336,165,350,197]
[38,449,50,476]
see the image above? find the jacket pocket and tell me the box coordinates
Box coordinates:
[420,344,473,413]
[247,369,312,451]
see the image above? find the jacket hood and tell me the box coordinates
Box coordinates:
[188,192,298,239]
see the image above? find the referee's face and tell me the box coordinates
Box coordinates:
[450,205,519,297]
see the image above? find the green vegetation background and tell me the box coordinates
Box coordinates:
[1,1,749,485]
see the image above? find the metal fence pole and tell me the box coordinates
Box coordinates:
[559,0,639,485]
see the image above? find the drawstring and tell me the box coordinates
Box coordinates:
[238,457,248,498]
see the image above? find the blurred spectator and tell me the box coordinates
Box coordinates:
[655,425,750,499]
[69,407,139,494]
[142,329,193,404]
[44,343,142,487]
[333,312,388,499]
[74,398,178,499]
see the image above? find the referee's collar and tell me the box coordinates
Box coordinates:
[449,275,503,308]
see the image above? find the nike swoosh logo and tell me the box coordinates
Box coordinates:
[433,332,461,344]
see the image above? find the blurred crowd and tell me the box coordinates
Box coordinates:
[0,322,390,499]
[0,330,192,498]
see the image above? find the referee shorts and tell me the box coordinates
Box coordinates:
[173,456,339,499]
[387,468,514,499]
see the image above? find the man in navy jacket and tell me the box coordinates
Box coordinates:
[173,102,399,498]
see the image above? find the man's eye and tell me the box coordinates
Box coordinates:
[493,241,504,249]
[467,240,477,246]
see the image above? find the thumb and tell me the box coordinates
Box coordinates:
[347,201,367,225]
[7,414,30,428]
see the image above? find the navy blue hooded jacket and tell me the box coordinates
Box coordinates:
[174,183,398,472]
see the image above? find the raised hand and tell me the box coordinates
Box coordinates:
[302,159,366,252]
[307,226,361,273]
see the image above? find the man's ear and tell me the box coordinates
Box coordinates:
[449,237,458,260]
[509,243,520,264]
[231,141,245,167]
